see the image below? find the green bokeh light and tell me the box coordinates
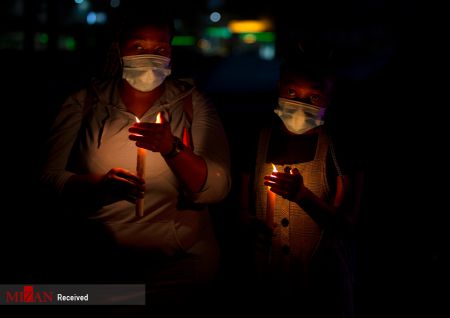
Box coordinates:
[172,35,195,46]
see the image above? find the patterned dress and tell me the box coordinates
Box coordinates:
[253,125,354,317]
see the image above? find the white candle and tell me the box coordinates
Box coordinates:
[266,164,277,229]
[135,117,146,217]
[135,112,162,217]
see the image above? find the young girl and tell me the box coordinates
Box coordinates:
[242,54,364,317]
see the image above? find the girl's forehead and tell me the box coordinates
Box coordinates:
[282,76,324,90]
[124,25,171,41]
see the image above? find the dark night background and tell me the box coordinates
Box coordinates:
[0,0,447,316]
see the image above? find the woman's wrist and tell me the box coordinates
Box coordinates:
[162,136,185,159]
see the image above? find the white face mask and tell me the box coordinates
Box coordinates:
[274,98,325,134]
[122,54,171,92]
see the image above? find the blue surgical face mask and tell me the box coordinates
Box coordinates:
[274,98,325,134]
[122,54,171,92]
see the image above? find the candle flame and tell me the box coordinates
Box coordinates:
[132,117,143,138]
[267,164,277,190]
[135,113,163,124]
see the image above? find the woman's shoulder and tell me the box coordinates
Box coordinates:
[58,77,118,118]
[165,78,195,96]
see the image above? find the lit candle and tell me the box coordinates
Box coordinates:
[266,164,277,229]
[135,112,162,217]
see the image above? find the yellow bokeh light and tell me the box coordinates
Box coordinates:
[228,20,272,33]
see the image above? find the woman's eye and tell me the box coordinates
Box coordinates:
[133,44,144,51]
[156,47,170,56]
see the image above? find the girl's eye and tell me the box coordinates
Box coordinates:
[310,95,321,104]
[287,88,296,98]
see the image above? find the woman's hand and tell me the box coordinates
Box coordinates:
[128,120,174,156]
[128,116,208,194]
[96,168,145,205]
[264,166,306,203]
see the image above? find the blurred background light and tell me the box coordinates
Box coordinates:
[86,11,96,25]
[210,11,221,23]
[242,33,256,44]
[110,0,120,8]
[228,20,272,33]
[259,44,276,60]
[205,27,232,39]
[96,12,107,24]
[172,35,196,46]
[238,32,275,43]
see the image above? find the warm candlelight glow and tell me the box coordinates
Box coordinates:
[135,113,163,218]
[135,116,145,218]
[266,164,277,229]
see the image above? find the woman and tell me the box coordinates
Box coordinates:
[41,3,231,306]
